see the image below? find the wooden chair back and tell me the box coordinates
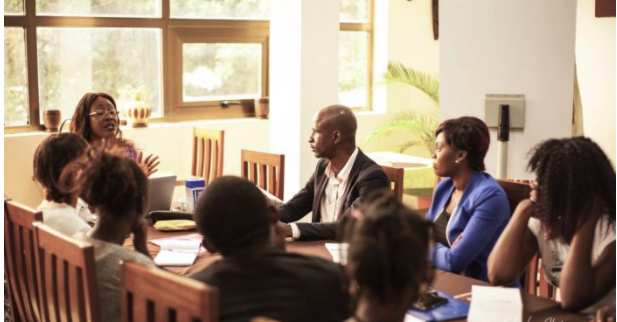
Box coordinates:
[496,179,555,300]
[497,179,532,214]
[380,165,405,201]
[241,149,285,200]
[121,261,218,322]
[34,223,100,322]
[192,128,224,185]
[4,200,43,322]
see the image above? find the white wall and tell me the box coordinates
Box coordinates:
[357,0,440,157]
[270,0,339,199]
[441,0,578,180]
[576,0,616,164]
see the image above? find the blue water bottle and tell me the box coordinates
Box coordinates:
[185,178,206,212]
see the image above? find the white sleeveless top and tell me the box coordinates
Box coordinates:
[528,215,615,314]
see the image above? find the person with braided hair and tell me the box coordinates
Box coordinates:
[343,190,433,322]
[70,148,155,322]
[33,133,92,236]
[426,116,510,282]
[488,137,615,314]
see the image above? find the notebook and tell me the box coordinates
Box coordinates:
[406,289,470,322]
[154,250,197,266]
[151,233,205,266]
[145,172,177,217]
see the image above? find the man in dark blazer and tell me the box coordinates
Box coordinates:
[278,105,389,241]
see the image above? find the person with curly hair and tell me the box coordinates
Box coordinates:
[488,137,616,314]
[426,116,510,282]
[70,148,155,322]
[33,133,92,235]
[342,190,433,322]
[70,92,159,176]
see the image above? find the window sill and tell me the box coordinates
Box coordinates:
[4,117,268,138]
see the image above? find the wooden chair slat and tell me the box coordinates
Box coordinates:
[176,310,192,322]
[267,165,276,196]
[57,259,69,321]
[258,164,267,189]
[67,264,82,322]
[380,165,404,201]
[154,304,169,322]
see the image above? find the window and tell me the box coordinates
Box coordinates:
[339,0,373,109]
[4,0,270,131]
[182,43,263,102]
[36,0,161,17]
[4,0,23,16]
[36,28,162,119]
[4,0,373,131]
[170,0,269,20]
[4,27,29,126]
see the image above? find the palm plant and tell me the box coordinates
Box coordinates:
[365,62,439,155]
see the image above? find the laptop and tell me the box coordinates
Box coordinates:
[145,172,177,217]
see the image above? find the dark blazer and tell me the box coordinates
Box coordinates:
[190,245,350,322]
[278,149,389,241]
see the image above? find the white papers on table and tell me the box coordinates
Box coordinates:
[150,233,205,266]
[154,250,197,266]
[468,285,522,322]
[325,243,348,265]
[403,315,423,322]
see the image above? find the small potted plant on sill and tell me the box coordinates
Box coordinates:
[43,109,62,132]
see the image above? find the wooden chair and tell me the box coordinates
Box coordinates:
[496,179,555,300]
[121,261,218,322]
[4,200,43,322]
[241,149,285,200]
[192,128,224,185]
[34,222,100,322]
[497,179,532,214]
[380,165,405,201]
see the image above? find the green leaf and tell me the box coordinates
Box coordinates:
[365,110,438,155]
[383,62,440,120]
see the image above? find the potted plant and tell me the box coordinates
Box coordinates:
[365,62,440,156]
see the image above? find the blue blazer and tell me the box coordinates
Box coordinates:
[426,171,510,282]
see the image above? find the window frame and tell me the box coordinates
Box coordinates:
[167,22,269,121]
[4,0,270,133]
[339,0,374,111]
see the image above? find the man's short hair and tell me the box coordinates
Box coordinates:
[194,176,271,255]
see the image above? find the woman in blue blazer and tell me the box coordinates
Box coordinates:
[426,116,510,282]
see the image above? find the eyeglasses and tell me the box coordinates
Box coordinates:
[89,109,118,119]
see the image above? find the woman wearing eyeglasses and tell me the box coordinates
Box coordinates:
[70,92,159,176]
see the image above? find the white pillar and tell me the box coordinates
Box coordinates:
[270,0,340,200]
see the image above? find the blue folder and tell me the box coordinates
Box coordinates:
[406,289,470,322]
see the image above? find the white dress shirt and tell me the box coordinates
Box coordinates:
[290,147,359,239]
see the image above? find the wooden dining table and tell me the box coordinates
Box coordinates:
[125,227,589,322]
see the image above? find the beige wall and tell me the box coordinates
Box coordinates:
[576,0,616,165]
[441,0,577,180]
[4,120,270,207]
